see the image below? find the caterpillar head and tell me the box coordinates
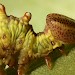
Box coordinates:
[45,13,75,44]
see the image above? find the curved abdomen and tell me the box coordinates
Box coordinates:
[45,13,75,44]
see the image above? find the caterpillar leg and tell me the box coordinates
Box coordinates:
[58,45,67,56]
[18,56,30,75]
[45,56,52,69]
[18,49,30,75]
[18,65,24,75]
[18,64,29,75]
[0,66,6,75]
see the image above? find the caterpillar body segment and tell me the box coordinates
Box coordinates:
[32,30,62,58]
[17,29,63,75]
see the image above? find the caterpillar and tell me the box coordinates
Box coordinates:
[0,4,75,75]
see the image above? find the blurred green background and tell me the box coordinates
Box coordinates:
[1,0,75,75]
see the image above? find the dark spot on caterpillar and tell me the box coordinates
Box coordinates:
[2,34,6,39]
[19,39,23,44]
[51,41,55,46]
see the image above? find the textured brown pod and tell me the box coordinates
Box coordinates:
[45,13,75,44]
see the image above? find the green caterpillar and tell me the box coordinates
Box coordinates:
[0,4,75,75]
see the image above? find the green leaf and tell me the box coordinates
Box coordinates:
[29,45,75,75]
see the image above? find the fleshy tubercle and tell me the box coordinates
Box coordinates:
[0,4,7,20]
[21,12,32,24]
